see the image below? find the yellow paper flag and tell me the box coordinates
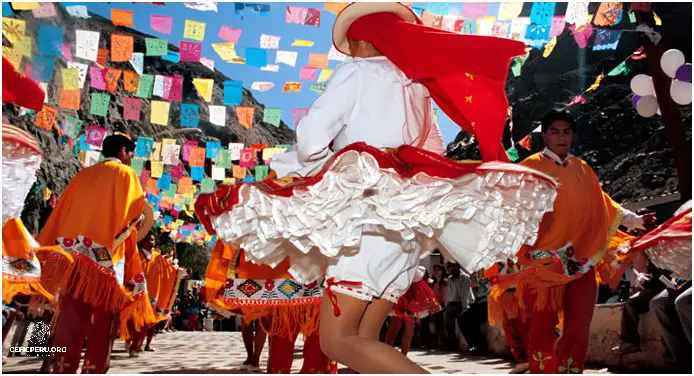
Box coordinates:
[150,100,170,126]
[317,68,334,83]
[291,39,315,47]
[542,37,557,58]
[212,42,245,64]
[14,35,31,57]
[183,20,206,41]
[192,78,214,102]
[11,2,39,10]
[151,161,164,178]
[586,72,605,92]
[3,46,22,69]
[2,17,26,44]
[654,11,662,26]
[62,68,80,90]
[222,178,236,185]
[151,142,162,162]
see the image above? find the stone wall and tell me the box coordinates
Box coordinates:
[486,302,669,370]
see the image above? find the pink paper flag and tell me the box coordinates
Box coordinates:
[85,125,107,147]
[169,75,183,101]
[89,66,106,90]
[151,15,173,34]
[170,163,185,179]
[180,41,201,62]
[123,97,141,121]
[291,108,309,127]
[461,3,489,19]
[299,66,319,81]
[569,23,593,49]
[549,17,566,38]
[139,169,150,189]
[182,140,198,161]
[218,25,241,43]
[286,6,308,24]
[61,42,73,62]
[161,76,173,99]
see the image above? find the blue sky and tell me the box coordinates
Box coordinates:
[69,2,463,143]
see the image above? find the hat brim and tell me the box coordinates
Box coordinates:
[332,2,421,57]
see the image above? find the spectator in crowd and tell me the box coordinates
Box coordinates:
[443,262,474,350]
[420,265,446,349]
[458,270,490,354]
[650,278,692,372]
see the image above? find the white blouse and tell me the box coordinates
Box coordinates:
[271,56,446,178]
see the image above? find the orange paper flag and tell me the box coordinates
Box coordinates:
[145,178,159,195]
[178,177,193,194]
[324,2,348,15]
[232,165,247,179]
[105,68,122,93]
[97,48,109,67]
[235,106,254,129]
[34,105,58,130]
[307,53,329,68]
[111,34,133,62]
[189,147,206,167]
[282,82,303,93]
[112,9,134,27]
[59,89,80,110]
[123,70,139,93]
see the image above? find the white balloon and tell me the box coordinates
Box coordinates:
[670,79,692,105]
[661,49,686,78]
[630,74,654,96]
[636,95,659,117]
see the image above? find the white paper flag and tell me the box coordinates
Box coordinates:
[228,143,244,160]
[212,166,226,181]
[162,144,181,165]
[565,2,589,26]
[260,34,281,49]
[251,81,274,92]
[38,82,49,103]
[209,105,226,126]
[130,52,144,76]
[75,30,99,61]
[275,50,298,67]
[260,64,279,72]
[497,2,524,20]
[65,5,90,18]
[153,75,165,97]
[328,45,348,61]
[200,56,215,71]
[477,18,495,36]
[67,61,88,89]
[184,2,218,12]
[510,17,531,41]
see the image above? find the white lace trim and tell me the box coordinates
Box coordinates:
[2,140,42,224]
[212,150,557,283]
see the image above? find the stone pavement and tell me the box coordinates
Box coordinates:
[2,331,614,374]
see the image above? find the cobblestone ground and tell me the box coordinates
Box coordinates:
[3,331,613,374]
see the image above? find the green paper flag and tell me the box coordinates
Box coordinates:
[216,149,232,169]
[511,53,530,78]
[136,74,154,99]
[165,184,177,198]
[201,178,216,193]
[131,159,145,174]
[255,165,269,181]
[607,61,630,77]
[263,108,282,127]
[145,38,168,56]
[506,145,519,162]
[628,11,636,24]
[90,92,110,116]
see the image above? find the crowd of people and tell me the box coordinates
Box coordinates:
[2,2,691,374]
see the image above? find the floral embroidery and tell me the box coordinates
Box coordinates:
[558,357,580,374]
[532,351,552,371]
[53,356,70,373]
[82,359,98,373]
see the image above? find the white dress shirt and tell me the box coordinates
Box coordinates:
[271,56,446,178]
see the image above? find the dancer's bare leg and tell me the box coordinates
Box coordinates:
[241,320,254,365]
[144,325,157,351]
[384,317,404,345]
[319,291,428,374]
[359,298,394,341]
[400,319,415,355]
[250,318,268,367]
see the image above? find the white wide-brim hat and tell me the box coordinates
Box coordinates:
[332,2,421,56]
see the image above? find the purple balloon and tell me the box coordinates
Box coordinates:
[676,63,692,83]
[632,95,641,109]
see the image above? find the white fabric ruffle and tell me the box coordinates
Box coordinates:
[212,150,557,283]
[2,140,42,225]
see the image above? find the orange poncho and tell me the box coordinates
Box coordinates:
[38,160,146,312]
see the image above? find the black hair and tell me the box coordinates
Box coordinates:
[541,110,577,133]
[102,134,136,158]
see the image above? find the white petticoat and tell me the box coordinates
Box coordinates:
[212,150,557,285]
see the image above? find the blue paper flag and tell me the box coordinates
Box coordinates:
[242,177,255,183]
[162,50,179,63]
[180,104,199,128]
[163,215,173,225]
[2,2,14,16]
[245,47,267,67]
[135,137,154,158]
[31,56,56,82]
[525,23,551,49]
[156,173,172,191]
[79,135,90,151]
[426,3,450,15]
[529,2,555,26]
[593,29,623,51]
[206,141,221,159]
[234,3,270,16]
[191,166,204,181]
[38,25,64,57]
[223,80,243,105]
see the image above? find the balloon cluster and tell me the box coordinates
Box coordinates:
[630,49,692,117]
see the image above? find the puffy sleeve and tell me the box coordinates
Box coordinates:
[296,62,360,163]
